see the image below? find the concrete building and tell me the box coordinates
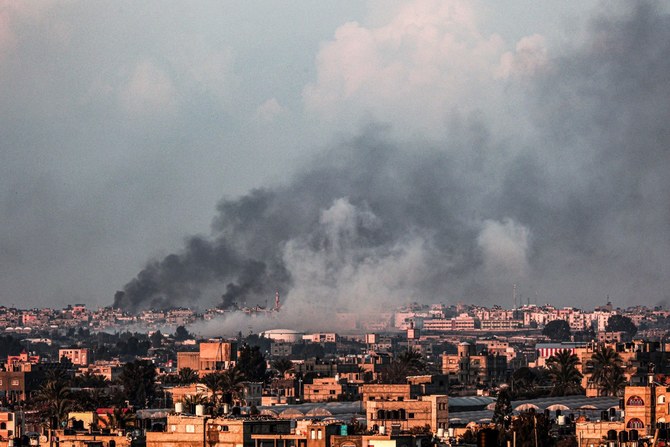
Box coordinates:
[441,342,507,387]
[366,394,448,434]
[146,415,291,447]
[0,409,23,441]
[177,341,237,375]
[304,377,343,403]
[54,430,132,447]
[59,348,90,366]
[260,329,304,344]
[622,382,669,436]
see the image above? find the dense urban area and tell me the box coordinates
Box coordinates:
[1,299,670,447]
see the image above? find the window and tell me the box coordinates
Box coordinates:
[330,390,336,394]
[11,379,19,386]
[186,425,195,433]
[310,429,316,440]
[218,426,229,432]
[627,418,644,429]
[317,430,322,440]
[627,396,645,406]
[170,425,177,432]
[0,423,6,430]
[659,395,667,404]
[409,413,415,419]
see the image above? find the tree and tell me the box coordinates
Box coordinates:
[174,326,191,341]
[606,315,638,341]
[181,393,209,414]
[383,348,427,384]
[271,358,294,378]
[201,372,225,404]
[149,330,163,349]
[504,411,553,447]
[237,345,267,382]
[33,377,73,433]
[511,367,541,397]
[177,367,199,385]
[587,345,625,396]
[546,350,584,396]
[119,359,157,408]
[99,408,134,430]
[220,368,246,406]
[397,348,427,374]
[201,368,246,409]
[74,371,109,388]
[542,320,571,342]
[492,387,513,427]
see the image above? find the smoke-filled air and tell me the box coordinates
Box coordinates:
[1,1,668,315]
[114,3,670,316]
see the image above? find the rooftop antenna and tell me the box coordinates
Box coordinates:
[513,284,517,309]
[274,290,281,312]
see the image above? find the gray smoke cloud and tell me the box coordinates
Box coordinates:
[116,3,670,314]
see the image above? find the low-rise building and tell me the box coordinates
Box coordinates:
[0,409,24,441]
[366,394,448,434]
[146,415,292,447]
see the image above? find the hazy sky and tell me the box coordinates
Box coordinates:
[2,1,669,312]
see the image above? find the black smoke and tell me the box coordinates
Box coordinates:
[116,4,670,313]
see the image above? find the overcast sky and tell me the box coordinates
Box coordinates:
[2,1,669,312]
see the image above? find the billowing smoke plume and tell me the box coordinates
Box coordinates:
[116,4,670,313]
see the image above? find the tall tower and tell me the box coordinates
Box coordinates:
[274,291,281,312]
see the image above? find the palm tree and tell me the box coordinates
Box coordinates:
[177,367,199,385]
[383,360,411,384]
[546,350,584,396]
[220,368,246,406]
[271,358,294,378]
[74,371,110,388]
[200,368,246,412]
[182,393,209,413]
[383,348,427,384]
[200,372,225,405]
[33,378,73,433]
[99,408,134,431]
[588,345,625,396]
[118,359,157,408]
[397,348,427,374]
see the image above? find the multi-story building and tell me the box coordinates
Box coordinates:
[441,342,507,387]
[177,341,237,375]
[0,409,24,441]
[146,415,292,447]
[59,348,90,366]
[622,381,669,436]
[303,377,343,403]
[303,333,338,343]
[0,369,45,403]
[366,393,448,434]
[479,319,523,331]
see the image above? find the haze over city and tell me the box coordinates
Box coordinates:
[1,1,669,313]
